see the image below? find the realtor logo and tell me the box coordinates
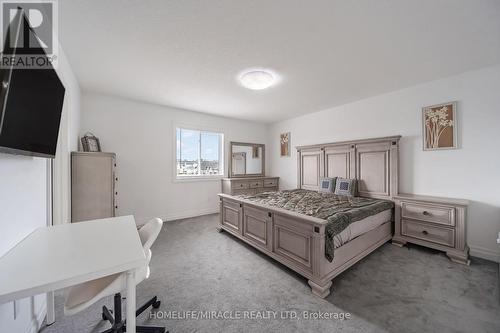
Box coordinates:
[0,0,58,68]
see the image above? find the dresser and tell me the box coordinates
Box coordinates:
[221,177,279,195]
[71,152,118,222]
[392,194,470,265]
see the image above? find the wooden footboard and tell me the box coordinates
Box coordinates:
[218,194,392,298]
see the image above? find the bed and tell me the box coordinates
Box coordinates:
[218,136,400,298]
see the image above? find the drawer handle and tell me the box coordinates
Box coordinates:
[422,230,428,235]
[422,211,430,216]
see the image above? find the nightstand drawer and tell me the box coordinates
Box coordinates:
[402,219,455,247]
[249,180,264,188]
[264,179,278,187]
[232,188,256,196]
[402,202,455,226]
[232,181,249,190]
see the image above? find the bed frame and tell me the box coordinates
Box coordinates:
[218,136,401,298]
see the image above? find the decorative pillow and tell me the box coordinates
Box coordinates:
[318,177,336,193]
[334,178,357,196]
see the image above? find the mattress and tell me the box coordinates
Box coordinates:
[333,209,392,248]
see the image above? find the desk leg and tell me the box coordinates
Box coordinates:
[126,270,136,333]
[46,291,55,325]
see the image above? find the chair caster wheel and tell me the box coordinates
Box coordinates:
[152,300,161,309]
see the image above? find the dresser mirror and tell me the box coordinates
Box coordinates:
[229,142,265,177]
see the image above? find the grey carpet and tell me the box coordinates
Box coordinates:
[41,213,500,333]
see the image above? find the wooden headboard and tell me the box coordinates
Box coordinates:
[296,136,400,200]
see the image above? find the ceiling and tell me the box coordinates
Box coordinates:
[59,0,500,123]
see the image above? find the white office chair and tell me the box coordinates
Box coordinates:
[64,218,166,333]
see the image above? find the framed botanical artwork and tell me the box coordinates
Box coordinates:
[280,132,290,157]
[422,102,457,150]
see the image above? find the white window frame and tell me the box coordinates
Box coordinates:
[174,124,224,182]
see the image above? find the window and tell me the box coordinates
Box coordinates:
[176,127,224,178]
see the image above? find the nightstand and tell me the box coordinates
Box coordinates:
[392,194,470,265]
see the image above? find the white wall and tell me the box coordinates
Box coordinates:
[0,47,81,333]
[269,65,500,262]
[80,93,269,224]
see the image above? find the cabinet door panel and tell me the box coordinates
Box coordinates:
[242,206,271,250]
[299,149,323,191]
[324,145,352,179]
[273,215,313,272]
[355,142,391,198]
[222,201,241,232]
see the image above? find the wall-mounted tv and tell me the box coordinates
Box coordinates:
[0,8,65,158]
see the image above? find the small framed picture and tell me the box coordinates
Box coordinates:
[252,146,260,158]
[422,102,457,150]
[81,133,101,152]
[280,132,290,157]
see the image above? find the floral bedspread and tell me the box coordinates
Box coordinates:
[237,189,393,262]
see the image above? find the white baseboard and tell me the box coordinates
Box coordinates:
[469,244,500,263]
[163,207,219,222]
[134,207,219,225]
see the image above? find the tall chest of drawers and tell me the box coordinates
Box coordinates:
[221,177,279,195]
[392,194,470,265]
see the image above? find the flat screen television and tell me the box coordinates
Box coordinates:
[0,9,65,158]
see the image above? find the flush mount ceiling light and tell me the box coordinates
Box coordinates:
[238,69,278,90]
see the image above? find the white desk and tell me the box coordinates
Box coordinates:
[0,216,146,333]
